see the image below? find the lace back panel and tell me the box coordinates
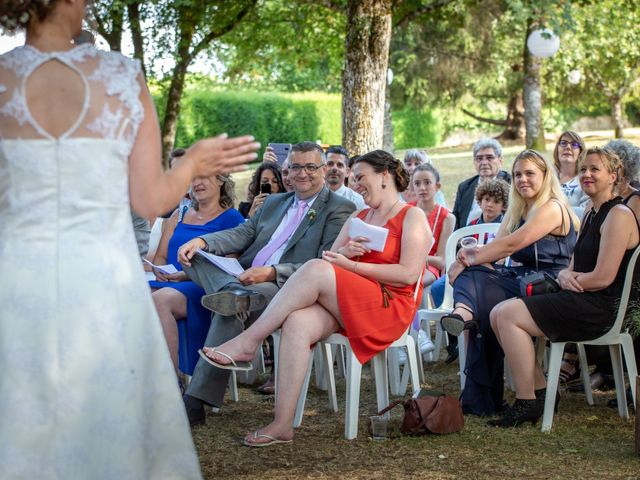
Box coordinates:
[0,44,143,149]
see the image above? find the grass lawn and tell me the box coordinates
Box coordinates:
[193,359,639,479]
[201,129,640,479]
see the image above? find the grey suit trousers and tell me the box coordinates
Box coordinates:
[183,255,279,407]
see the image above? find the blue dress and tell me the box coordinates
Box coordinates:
[149,209,244,374]
[452,209,577,415]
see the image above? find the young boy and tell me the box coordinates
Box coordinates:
[469,178,509,243]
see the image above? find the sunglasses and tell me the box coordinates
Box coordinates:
[558,140,581,149]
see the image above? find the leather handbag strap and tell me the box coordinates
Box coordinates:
[376,400,405,417]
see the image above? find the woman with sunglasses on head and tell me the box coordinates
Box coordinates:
[441,150,579,415]
[488,147,639,427]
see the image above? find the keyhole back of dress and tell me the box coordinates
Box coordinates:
[25,58,88,139]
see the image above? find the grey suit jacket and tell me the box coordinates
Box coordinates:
[199,187,356,287]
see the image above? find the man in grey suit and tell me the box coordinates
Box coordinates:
[177,141,356,425]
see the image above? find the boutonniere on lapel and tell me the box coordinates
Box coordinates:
[307,209,317,223]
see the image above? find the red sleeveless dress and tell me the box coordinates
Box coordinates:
[427,204,450,278]
[333,205,423,364]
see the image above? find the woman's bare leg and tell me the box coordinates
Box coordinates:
[152,288,188,372]
[245,303,339,444]
[493,299,545,399]
[204,259,342,364]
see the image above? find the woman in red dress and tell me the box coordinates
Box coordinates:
[201,150,430,446]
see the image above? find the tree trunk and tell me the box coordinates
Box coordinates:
[382,82,394,153]
[498,91,526,142]
[611,96,624,138]
[523,21,546,151]
[127,2,146,77]
[160,25,194,167]
[342,0,392,155]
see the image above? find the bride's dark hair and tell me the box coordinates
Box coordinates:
[0,0,60,33]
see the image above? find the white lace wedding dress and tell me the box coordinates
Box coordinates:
[0,45,202,479]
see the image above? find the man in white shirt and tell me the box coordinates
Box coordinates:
[324,145,366,209]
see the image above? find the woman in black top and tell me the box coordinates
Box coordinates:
[488,147,640,427]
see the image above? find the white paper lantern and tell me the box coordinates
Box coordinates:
[568,69,581,85]
[527,28,560,58]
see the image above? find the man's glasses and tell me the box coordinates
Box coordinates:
[289,163,324,174]
[558,139,581,149]
[474,155,496,162]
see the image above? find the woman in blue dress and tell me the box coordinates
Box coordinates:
[442,150,580,415]
[150,174,244,375]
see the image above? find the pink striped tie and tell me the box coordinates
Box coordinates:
[251,200,308,267]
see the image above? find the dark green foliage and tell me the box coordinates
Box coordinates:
[171,90,321,153]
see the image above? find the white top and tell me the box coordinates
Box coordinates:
[334,184,366,209]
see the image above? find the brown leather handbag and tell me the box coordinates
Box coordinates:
[376,395,465,435]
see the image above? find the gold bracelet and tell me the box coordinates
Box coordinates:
[354,257,359,273]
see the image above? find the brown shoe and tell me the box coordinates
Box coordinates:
[201,288,267,316]
[257,376,275,395]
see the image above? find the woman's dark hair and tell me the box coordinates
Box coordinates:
[247,163,285,200]
[413,163,440,183]
[0,0,60,32]
[355,150,410,192]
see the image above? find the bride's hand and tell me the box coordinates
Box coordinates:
[336,236,371,258]
[322,250,356,271]
[186,134,260,178]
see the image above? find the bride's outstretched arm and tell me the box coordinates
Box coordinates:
[128,75,259,218]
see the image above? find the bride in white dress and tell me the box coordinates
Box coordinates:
[0,1,258,478]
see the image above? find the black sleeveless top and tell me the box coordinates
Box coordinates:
[509,201,577,273]
[575,196,637,296]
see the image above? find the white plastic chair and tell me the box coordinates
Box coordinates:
[541,245,640,432]
[417,223,500,389]
[292,274,424,439]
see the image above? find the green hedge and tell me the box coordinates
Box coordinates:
[392,107,442,149]
[152,83,444,153]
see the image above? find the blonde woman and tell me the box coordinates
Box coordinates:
[488,147,639,426]
[442,150,579,415]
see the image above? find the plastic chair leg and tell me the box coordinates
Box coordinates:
[321,343,338,412]
[404,334,421,397]
[314,347,328,391]
[576,343,594,405]
[620,334,638,410]
[344,350,362,440]
[609,344,629,419]
[372,351,390,415]
[388,347,402,396]
[293,349,315,428]
[228,371,239,402]
[458,332,467,390]
[542,342,565,432]
[335,344,346,379]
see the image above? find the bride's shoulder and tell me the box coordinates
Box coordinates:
[93,48,142,77]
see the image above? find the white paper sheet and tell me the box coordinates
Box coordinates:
[142,258,179,275]
[196,249,245,277]
[348,217,389,252]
